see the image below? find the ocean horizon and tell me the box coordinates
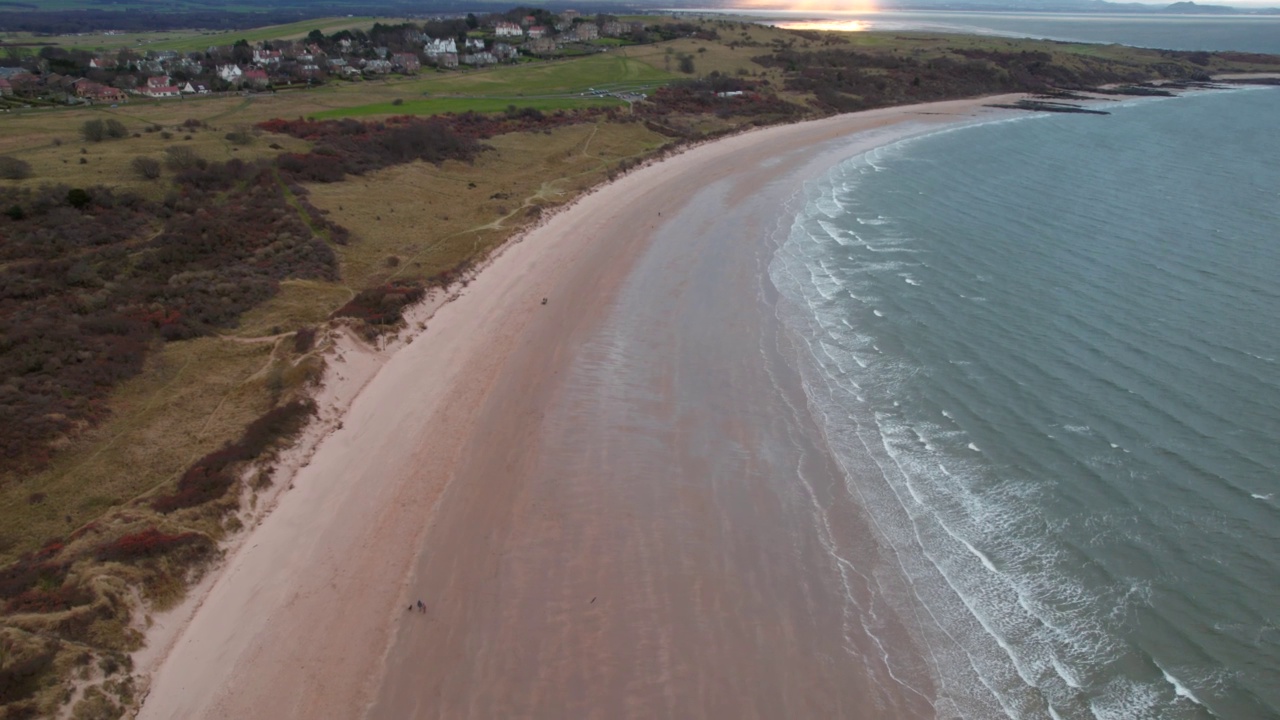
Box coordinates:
[685,8,1280,53]
[768,86,1280,718]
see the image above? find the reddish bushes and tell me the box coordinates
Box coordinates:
[94,528,208,563]
[152,399,315,513]
[4,584,94,614]
[0,165,343,473]
[330,283,425,325]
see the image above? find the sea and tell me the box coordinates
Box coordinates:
[724,9,1280,54]
[767,86,1280,718]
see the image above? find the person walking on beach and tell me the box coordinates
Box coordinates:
[417,599,425,613]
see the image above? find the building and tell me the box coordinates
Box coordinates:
[465,38,485,51]
[242,68,270,87]
[424,37,458,57]
[252,49,282,65]
[217,64,243,82]
[570,24,598,41]
[182,81,212,94]
[492,43,519,62]
[362,59,393,74]
[494,21,523,37]
[140,84,181,98]
[527,26,548,39]
[391,53,421,72]
[461,52,497,66]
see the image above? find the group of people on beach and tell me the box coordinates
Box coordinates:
[409,599,426,614]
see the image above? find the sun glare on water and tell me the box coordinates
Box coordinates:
[774,19,870,32]
[731,0,879,32]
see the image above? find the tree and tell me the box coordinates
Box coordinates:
[678,55,696,74]
[465,12,479,29]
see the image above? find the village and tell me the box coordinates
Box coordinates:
[0,10,654,106]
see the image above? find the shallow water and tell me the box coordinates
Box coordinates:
[769,87,1280,718]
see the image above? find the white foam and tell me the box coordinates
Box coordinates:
[1156,663,1210,709]
[968,442,981,452]
[1251,493,1272,501]
[873,309,884,317]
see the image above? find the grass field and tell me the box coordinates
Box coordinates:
[311,95,623,119]
[1,16,410,53]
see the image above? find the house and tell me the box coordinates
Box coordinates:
[570,24,598,41]
[391,53,421,72]
[465,38,484,51]
[140,84,181,98]
[0,78,11,96]
[437,52,458,69]
[461,52,497,66]
[146,75,171,89]
[524,37,556,55]
[362,59,393,74]
[601,20,627,37]
[327,58,348,69]
[217,64,243,82]
[494,21,523,37]
[373,47,389,59]
[492,43,519,62]
[560,9,580,21]
[88,57,109,69]
[299,64,322,77]
[71,78,100,97]
[252,49,282,65]
[527,26,548,39]
[424,37,457,57]
[521,15,536,27]
[94,86,128,103]
[242,68,270,87]
[182,81,211,94]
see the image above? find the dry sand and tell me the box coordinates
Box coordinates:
[135,96,1023,720]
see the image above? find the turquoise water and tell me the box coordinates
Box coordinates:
[769,87,1280,718]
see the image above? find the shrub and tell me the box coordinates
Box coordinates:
[0,156,33,180]
[130,156,162,180]
[66,188,91,209]
[293,326,317,353]
[163,145,203,171]
[151,400,315,513]
[94,529,209,563]
[81,118,128,142]
[331,283,424,325]
[225,129,255,146]
[391,97,404,106]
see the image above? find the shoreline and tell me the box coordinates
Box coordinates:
[134,93,1034,718]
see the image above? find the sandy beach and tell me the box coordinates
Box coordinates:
[135,96,1023,720]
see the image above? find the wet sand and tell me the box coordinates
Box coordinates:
[136,97,1021,720]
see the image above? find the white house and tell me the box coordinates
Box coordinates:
[182,81,211,94]
[424,37,458,57]
[217,64,243,82]
[494,21,523,37]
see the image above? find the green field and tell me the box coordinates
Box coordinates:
[311,95,623,119]
[2,16,406,53]
[306,53,673,119]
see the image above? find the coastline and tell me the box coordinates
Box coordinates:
[133,94,1029,719]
